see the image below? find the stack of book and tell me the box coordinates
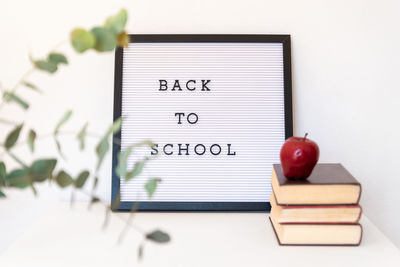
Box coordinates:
[269,163,363,246]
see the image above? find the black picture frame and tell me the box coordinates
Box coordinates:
[112,34,293,211]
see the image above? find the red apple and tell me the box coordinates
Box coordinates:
[280,133,319,179]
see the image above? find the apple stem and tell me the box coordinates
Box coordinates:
[303,133,308,141]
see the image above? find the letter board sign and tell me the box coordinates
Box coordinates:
[112,35,292,211]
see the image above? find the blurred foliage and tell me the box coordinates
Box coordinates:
[0,8,169,258]
[70,9,128,53]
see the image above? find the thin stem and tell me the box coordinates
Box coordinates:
[12,130,103,149]
[57,130,103,139]
[6,151,28,168]
[118,202,138,244]
[50,39,68,52]
[78,188,146,234]
[30,184,38,196]
[70,190,75,208]
[0,118,19,126]
[113,209,145,235]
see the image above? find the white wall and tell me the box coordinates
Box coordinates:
[1,0,400,248]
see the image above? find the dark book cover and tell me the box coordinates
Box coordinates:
[273,163,361,186]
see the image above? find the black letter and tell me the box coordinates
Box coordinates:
[172,80,182,91]
[194,144,206,155]
[159,80,168,91]
[227,144,236,156]
[186,80,196,91]
[178,144,190,155]
[210,144,221,155]
[163,144,173,155]
[175,113,185,124]
[201,80,211,91]
[151,144,159,155]
[187,113,198,124]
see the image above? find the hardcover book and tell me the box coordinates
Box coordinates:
[271,164,361,205]
[269,215,363,246]
[270,193,362,224]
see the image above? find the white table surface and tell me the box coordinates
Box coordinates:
[0,202,399,267]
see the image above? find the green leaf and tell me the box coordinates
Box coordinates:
[34,60,58,73]
[125,160,146,180]
[33,52,67,74]
[116,146,132,178]
[55,171,73,188]
[30,159,57,182]
[105,9,128,35]
[48,53,68,65]
[27,130,36,153]
[0,162,6,187]
[75,170,89,188]
[3,92,29,110]
[76,123,88,150]
[70,28,96,53]
[95,138,109,171]
[22,81,41,93]
[0,190,5,198]
[7,169,30,189]
[91,27,117,52]
[5,124,23,150]
[54,110,72,135]
[146,230,170,243]
[144,178,161,198]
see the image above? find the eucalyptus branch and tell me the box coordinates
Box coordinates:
[0,9,170,259]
